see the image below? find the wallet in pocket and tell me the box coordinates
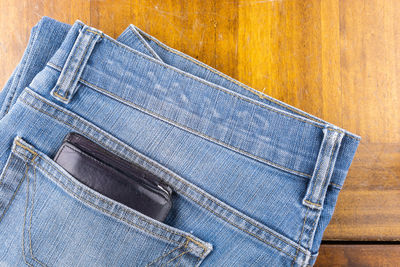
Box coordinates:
[53,132,173,222]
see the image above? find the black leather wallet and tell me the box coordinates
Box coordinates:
[53,132,173,222]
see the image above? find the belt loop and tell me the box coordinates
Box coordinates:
[50,25,103,104]
[302,126,345,210]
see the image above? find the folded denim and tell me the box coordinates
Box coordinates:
[0,17,360,266]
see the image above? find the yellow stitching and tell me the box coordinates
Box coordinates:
[28,165,47,266]
[308,211,321,252]
[306,132,337,208]
[31,161,185,245]
[76,79,314,179]
[306,135,338,208]
[86,29,102,36]
[165,249,192,266]
[129,26,162,61]
[303,200,322,207]
[18,150,196,265]
[52,90,69,101]
[18,96,304,257]
[317,141,338,203]
[45,38,360,142]
[330,182,341,188]
[45,61,357,143]
[14,144,188,244]
[25,87,313,180]
[22,163,34,267]
[185,236,207,252]
[18,135,298,260]
[172,241,190,267]
[292,207,310,267]
[18,98,296,255]
[163,240,191,266]
[15,139,38,158]
[55,32,95,98]
[145,244,184,267]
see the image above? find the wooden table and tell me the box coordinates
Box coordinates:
[0,1,398,265]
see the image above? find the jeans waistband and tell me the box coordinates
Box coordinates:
[43,20,360,189]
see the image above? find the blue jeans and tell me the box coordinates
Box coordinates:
[0,17,360,266]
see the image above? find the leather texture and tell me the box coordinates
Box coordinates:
[54,132,173,222]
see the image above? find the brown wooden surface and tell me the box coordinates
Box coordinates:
[0,0,399,264]
[315,244,400,266]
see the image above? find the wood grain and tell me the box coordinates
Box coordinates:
[315,244,400,266]
[0,0,398,244]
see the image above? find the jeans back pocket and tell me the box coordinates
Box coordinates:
[1,137,212,267]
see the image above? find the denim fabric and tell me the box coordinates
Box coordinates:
[0,18,361,266]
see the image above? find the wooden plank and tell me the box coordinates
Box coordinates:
[315,244,400,266]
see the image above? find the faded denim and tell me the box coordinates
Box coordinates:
[0,17,360,266]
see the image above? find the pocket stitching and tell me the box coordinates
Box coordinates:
[17,149,202,266]
[145,242,185,267]
[18,153,46,267]
[18,93,307,257]
[13,148,208,254]
[165,240,193,267]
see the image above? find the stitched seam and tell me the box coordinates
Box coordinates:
[145,244,184,267]
[22,158,187,246]
[14,112,193,244]
[15,151,185,246]
[292,207,310,267]
[86,29,102,36]
[45,63,351,187]
[186,236,206,256]
[27,164,46,266]
[53,91,69,101]
[75,79,314,178]
[22,162,33,267]
[82,30,359,141]
[47,61,326,130]
[15,139,38,159]
[329,182,342,189]
[47,61,356,142]
[0,155,26,225]
[18,96,307,257]
[307,137,337,207]
[164,240,192,266]
[53,30,84,97]
[307,211,322,253]
[47,53,357,141]
[27,85,313,180]
[16,144,298,260]
[303,200,321,207]
[18,95,305,256]
[15,145,209,252]
[55,32,95,98]
[316,141,338,204]
[129,26,163,61]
